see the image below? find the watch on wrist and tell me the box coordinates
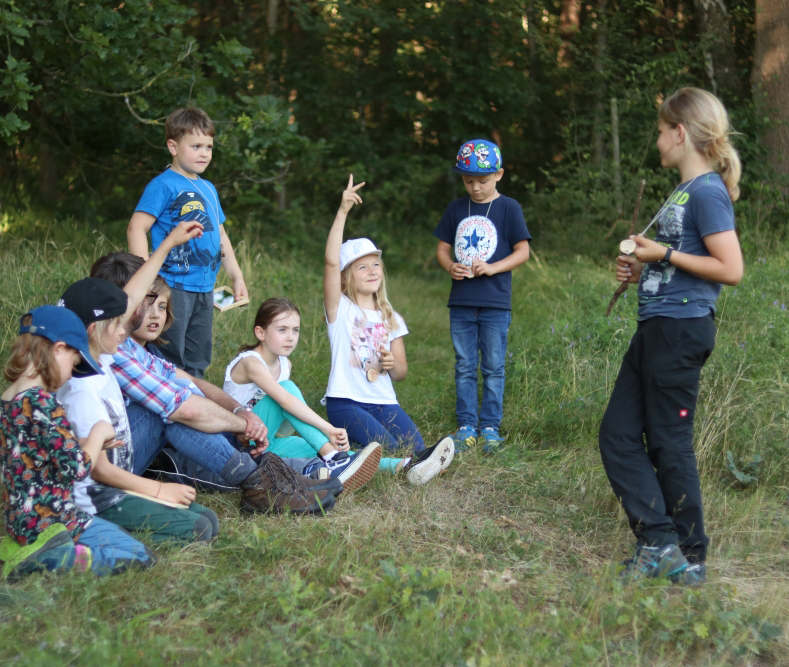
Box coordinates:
[661,247,673,266]
[233,406,252,415]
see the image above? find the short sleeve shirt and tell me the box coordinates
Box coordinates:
[0,388,93,545]
[325,295,408,405]
[135,168,226,292]
[433,194,531,310]
[638,173,735,320]
[58,356,132,514]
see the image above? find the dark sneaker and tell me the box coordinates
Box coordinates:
[337,443,382,492]
[480,427,504,454]
[2,524,73,581]
[451,426,477,453]
[240,453,335,515]
[675,562,706,587]
[619,543,689,582]
[404,437,454,486]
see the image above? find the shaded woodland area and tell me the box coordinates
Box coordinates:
[1,0,788,254]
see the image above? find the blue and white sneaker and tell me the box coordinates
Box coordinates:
[480,427,504,454]
[619,543,689,583]
[451,426,477,453]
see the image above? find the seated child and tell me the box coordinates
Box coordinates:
[57,219,220,544]
[225,297,455,489]
[0,306,155,580]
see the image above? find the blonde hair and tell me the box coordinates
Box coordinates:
[341,257,398,333]
[659,87,741,201]
[91,316,123,356]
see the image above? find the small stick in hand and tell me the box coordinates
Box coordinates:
[605,179,646,317]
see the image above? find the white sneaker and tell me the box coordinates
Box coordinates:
[406,437,454,486]
[337,442,382,492]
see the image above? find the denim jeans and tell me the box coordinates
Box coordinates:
[325,397,424,453]
[449,306,511,430]
[126,402,255,485]
[157,288,213,379]
[26,517,155,577]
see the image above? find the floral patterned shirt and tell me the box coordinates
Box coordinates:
[0,387,93,545]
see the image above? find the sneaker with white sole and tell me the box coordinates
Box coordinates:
[619,543,689,583]
[337,442,382,492]
[405,437,455,486]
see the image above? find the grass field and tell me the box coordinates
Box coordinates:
[0,224,788,666]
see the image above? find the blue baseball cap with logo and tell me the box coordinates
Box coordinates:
[451,139,502,175]
[19,305,103,378]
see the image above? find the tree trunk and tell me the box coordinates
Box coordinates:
[558,0,580,65]
[752,0,789,176]
[592,0,607,168]
[694,0,741,102]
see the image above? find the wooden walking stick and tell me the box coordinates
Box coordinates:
[605,179,646,317]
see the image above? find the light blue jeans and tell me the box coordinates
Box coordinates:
[449,306,511,430]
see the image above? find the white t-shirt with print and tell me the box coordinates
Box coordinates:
[223,350,291,408]
[57,355,132,515]
[325,295,408,405]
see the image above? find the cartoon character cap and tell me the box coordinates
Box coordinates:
[339,238,382,271]
[451,139,502,174]
[19,305,103,378]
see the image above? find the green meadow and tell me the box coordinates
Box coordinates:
[1,222,788,666]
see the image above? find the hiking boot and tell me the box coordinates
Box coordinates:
[451,426,477,453]
[403,437,454,486]
[480,427,504,454]
[2,524,73,581]
[619,543,689,583]
[240,453,335,515]
[337,442,382,492]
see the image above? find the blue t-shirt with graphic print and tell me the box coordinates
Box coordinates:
[433,194,531,310]
[638,172,735,320]
[135,168,226,292]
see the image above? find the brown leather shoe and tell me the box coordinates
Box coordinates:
[240,453,335,515]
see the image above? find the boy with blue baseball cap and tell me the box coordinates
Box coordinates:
[434,139,532,453]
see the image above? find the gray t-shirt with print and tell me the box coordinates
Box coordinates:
[638,172,735,321]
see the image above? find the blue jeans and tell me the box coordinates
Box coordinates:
[325,397,424,453]
[449,306,511,430]
[26,517,155,577]
[126,402,255,486]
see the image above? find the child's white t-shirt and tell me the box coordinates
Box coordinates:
[324,295,408,405]
[57,355,132,515]
[223,350,291,408]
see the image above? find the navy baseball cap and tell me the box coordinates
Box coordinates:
[58,277,128,327]
[19,305,103,378]
[451,139,502,175]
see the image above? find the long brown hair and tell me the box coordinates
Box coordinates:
[659,87,741,202]
[3,316,62,391]
[239,298,301,353]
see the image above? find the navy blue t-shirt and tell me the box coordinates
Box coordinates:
[638,172,735,320]
[434,194,531,310]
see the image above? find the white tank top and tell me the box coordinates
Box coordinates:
[223,350,290,408]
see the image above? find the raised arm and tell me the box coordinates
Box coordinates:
[122,219,204,328]
[324,174,365,323]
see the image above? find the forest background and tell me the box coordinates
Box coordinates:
[3,1,789,666]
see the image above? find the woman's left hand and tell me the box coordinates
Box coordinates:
[633,235,670,264]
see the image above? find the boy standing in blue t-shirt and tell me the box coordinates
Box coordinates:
[434,139,531,453]
[127,108,248,378]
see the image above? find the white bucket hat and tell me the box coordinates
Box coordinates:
[339,238,382,271]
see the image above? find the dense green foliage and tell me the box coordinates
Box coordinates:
[3,0,787,255]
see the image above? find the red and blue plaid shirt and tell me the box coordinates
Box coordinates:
[111,338,190,423]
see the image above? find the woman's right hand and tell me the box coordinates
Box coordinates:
[157,483,197,506]
[89,420,117,448]
[616,254,643,284]
[338,174,365,214]
[329,427,349,450]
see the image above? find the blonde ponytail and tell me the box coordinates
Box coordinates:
[659,87,741,202]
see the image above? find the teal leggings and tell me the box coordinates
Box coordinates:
[252,381,403,470]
